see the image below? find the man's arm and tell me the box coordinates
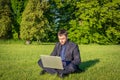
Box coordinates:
[50,43,58,56]
[71,45,81,65]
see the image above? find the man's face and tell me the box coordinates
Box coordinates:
[58,35,67,45]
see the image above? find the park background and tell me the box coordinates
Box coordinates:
[0,0,120,44]
[0,0,120,80]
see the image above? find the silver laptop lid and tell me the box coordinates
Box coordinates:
[41,55,63,70]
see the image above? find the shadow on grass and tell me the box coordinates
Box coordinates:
[78,59,100,72]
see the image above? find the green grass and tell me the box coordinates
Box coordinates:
[0,42,120,80]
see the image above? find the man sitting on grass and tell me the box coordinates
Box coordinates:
[38,29,81,78]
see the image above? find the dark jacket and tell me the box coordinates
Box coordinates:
[50,40,81,66]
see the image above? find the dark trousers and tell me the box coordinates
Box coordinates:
[38,59,78,75]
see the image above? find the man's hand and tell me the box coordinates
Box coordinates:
[62,61,66,67]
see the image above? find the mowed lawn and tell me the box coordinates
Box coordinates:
[0,42,120,80]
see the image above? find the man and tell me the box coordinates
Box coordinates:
[38,29,81,78]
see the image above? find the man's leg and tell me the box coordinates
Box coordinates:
[38,59,58,74]
[57,64,77,77]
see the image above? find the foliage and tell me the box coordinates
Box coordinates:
[0,0,120,44]
[20,0,49,41]
[44,0,78,42]
[0,0,12,38]
[68,0,120,44]
[47,0,77,30]
[10,0,28,39]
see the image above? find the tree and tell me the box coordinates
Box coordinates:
[45,0,78,42]
[102,0,120,44]
[0,0,12,39]
[10,0,28,39]
[20,0,49,43]
[68,0,120,44]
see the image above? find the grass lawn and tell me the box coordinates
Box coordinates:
[0,41,120,80]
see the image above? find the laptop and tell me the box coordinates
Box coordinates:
[40,55,63,70]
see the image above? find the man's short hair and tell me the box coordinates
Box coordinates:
[58,29,68,37]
